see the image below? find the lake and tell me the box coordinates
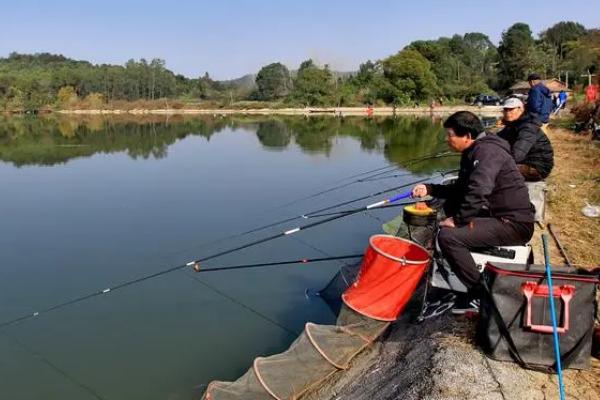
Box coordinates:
[0,114,459,400]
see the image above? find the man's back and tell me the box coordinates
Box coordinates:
[431,134,534,224]
[497,113,554,179]
[527,83,552,123]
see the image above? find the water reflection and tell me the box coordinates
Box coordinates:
[0,114,464,172]
[0,112,480,400]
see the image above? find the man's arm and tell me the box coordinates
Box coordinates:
[454,146,503,224]
[510,124,538,164]
[426,183,456,198]
[412,182,457,199]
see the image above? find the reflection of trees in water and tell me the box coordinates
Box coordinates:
[0,114,458,173]
[0,115,230,167]
[380,117,456,173]
[256,120,291,149]
[286,117,337,155]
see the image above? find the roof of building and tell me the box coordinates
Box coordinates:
[509,78,572,93]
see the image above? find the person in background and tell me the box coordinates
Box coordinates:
[412,111,534,314]
[526,73,552,126]
[552,94,559,113]
[585,84,598,103]
[558,90,568,110]
[498,98,554,181]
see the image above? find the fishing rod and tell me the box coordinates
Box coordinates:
[159,157,453,262]
[191,254,363,273]
[232,175,435,235]
[542,234,567,400]
[307,201,414,218]
[0,190,416,330]
[358,161,460,184]
[169,175,436,263]
[334,163,398,182]
[274,149,450,210]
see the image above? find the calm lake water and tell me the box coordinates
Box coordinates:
[0,114,461,400]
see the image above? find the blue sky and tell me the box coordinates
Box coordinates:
[1,0,598,79]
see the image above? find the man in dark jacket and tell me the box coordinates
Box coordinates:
[498,97,554,181]
[412,111,534,313]
[526,73,552,125]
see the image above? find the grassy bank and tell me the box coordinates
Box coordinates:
[530,122,600,269]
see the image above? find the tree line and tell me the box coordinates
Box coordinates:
[0,21,598,110]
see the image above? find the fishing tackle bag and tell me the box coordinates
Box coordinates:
[478,262,599,370]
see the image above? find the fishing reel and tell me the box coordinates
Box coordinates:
[401,202,438,250]
[402,202,437,227]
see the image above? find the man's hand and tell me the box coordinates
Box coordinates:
[439,217,455,228]
[412,184,428,198]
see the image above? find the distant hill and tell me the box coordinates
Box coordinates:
[218,74,257,91]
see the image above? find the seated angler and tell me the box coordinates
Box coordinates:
[412,111,535,313]
[498,97,554,181]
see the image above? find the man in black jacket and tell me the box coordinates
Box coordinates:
[412,111,534,313]
[498,97,554,181]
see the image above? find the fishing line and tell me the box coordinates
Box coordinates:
[358,161,460,184]
[289,236,357,299]
[274,149,449,210]
[0,206,378,329]
[333,163,397,181]
[0,159,440,331]
[1,332,108,400]
[183,273,300,337]
[357,171,416,183]
[153,150,451,265]
[159,174,438,261]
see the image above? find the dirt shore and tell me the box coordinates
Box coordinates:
[55,105,503,116]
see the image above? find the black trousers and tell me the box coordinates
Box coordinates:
[438,218,534,292]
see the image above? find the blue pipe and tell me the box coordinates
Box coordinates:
[542,234,567,400]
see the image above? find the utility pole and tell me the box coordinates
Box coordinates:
[559,71,569,89]
[581,70,597,86]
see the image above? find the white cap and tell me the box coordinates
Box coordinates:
[502,97,524,109]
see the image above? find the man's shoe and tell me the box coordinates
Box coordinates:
[452,297,480,315]
[420,296,455,321]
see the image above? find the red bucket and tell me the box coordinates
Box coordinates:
[342,235,430,321]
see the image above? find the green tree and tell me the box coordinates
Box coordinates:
[57,86,78,108]
[540,21,587,61]
[381,49,439,102]
[498,23,537,87]
[84,92,105,109]
[563,29,600,82]
[255,62,292,100]
[290,60,334,106]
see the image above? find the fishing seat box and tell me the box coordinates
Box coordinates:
[478,262,599,370]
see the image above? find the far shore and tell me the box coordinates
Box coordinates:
[52,105,503,116]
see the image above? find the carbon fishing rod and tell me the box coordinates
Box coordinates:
[307,198,423,218]
[0,191,417,330]
[195,175,433,245]
[190,254,364,273]
[161,155,454,261]
[359,163,460,184]
[274,149,450,210]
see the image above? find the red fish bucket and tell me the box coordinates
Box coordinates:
[342,235,430,321]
